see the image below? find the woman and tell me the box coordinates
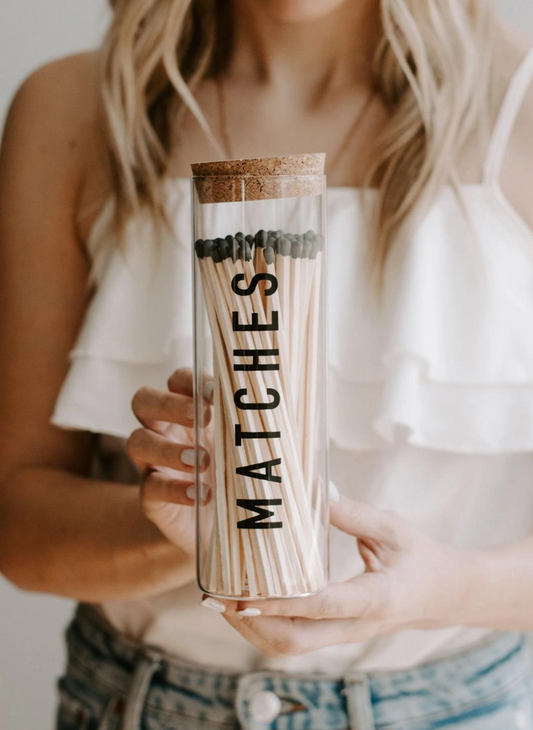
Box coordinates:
[1,0,533,728]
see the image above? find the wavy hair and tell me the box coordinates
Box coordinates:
[101,0,493,275]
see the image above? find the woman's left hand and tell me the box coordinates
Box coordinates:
[212,494,476,657]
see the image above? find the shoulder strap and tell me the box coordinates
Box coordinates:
[484,45,533,185]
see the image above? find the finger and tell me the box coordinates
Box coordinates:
[222,611,307,657]
[142,471,212,506]
[280,617,378,650]
[205,589,383,656]
[358,539,382,572]
[132,387,211,429]
[127,428,209,473]
[168,368,214,405]
[223,611,375,656]
[330,495,399,545]
[142,472,195,506]
[168,368,194,397]
[234,576,382,620]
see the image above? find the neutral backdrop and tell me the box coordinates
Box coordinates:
[1,2,532,729]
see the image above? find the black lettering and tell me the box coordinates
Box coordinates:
[231,273,278,297]
[237,499,283,530]
[233,349,279,371]
[232,310,279,332]
[235,424,281,446]
[236,458,282,483]
[234,388,281,411]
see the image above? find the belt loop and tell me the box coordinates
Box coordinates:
[344,673,375,730]
[122,651,162,730]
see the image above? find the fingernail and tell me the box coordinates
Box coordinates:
[237,607,262,617]
[182,448,209,469]
[203,381,214,404]
[186,484,211,504]
[201,597,226,614]
[329,481,340,503]
[183,402,195,423]
[181,449,195,466]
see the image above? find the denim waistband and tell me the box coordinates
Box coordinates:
[64,604,530,730]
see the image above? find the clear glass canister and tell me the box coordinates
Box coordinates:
[192,154,329,600]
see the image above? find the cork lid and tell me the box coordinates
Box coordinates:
[191,153,325,204]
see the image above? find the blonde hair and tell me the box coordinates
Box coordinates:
[101,0,493,275]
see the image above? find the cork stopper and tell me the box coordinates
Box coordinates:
[191,153,325,204]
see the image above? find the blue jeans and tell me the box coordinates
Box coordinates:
[57,605,533,730]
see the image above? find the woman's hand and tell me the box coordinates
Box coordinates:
[127,368,213,554]
[213,494,476,657]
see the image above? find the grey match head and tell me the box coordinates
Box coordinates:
[235,231,245,242]
[243,240,253,261]
[225,234,234,244]
[211,242,222,263]
[194,239,205,258]
[214,238,226,259]
[315,233,325,252]
[291,239,303,259]
[202,239,215,259]
[263,246,275,266]
[219,239,231,260]
[266,235,278,254]
[245,234,255,245]
[304,229,316,241]
[256,230,268,247]
[309,240,319,260]
[230,237,240,263]
[279,236,292,257]
[302,238,313,259]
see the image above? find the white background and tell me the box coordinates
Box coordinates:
[0,1,532,729]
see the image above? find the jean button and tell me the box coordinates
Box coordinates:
[249,691,282,722]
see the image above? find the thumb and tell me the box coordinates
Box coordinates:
[329,485,396,544]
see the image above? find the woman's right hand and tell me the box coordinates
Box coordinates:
[127,368,213,554]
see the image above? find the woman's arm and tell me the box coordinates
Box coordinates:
[0,56,201,602]
[0,468,192,602]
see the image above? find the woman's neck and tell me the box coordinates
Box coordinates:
[227,0,380,104]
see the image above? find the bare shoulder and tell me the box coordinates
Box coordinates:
[1,52,104,195]
[5,51,101,142]
[0,51,109,240]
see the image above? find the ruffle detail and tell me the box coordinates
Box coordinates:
[51,183,194,439]
[52,180,533,452]
[330,357,533,454]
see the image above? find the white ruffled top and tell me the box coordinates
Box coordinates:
[51,48,533,673]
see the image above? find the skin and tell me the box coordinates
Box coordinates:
[0,0,533,653]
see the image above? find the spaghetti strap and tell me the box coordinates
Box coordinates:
[484,45,533,185]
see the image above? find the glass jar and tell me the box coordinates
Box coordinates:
[192,154,329,600]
